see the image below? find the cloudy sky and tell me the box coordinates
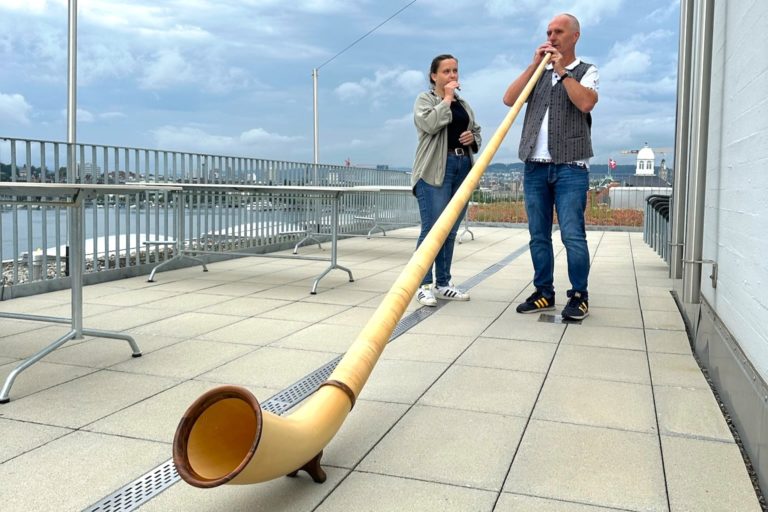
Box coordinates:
[0,0,680,168]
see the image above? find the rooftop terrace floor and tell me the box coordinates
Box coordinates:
[0,226,761,511]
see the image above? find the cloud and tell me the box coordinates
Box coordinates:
[0,92,32,124]
[602,50,652,78]
[80,44,138,85]
[0,0,54,14]
[335,68,424,105]
[138,49,194,90]
[417,0,623,26]
[644,0,680,21]
[151,125,302,156]
[59,108,128,123]
[100,111,127,120]
[240,128,301,145]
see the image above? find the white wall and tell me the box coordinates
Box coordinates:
[703,0,768,379]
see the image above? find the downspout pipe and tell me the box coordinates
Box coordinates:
[670,0,694,280]
[683,0,715,303]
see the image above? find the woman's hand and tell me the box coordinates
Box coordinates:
[458,130,474,146]
[443,80,460,101]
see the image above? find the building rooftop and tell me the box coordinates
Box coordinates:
[0,226,761,511]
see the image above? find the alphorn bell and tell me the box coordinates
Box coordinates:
[172,54,552,488]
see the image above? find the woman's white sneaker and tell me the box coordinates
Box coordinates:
[434,283,470,301]
[417,285,437,306]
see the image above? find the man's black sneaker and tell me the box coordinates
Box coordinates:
[516,291,556,314]
[562,291,589,320]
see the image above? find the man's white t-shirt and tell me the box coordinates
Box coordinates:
[529,58,599,167]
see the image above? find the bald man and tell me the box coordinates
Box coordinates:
[503,13,599,320]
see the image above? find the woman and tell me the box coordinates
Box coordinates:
[412,54,481,306]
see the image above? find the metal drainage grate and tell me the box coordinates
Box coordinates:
[86,460,178,512]
[84,242,530,511]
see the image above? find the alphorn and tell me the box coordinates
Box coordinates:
[172,54,551,488]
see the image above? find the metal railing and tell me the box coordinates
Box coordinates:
[0,137,419,292]
[643,194,671,262]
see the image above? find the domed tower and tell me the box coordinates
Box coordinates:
[635,143,655,176]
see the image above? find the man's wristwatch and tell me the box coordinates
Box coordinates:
[559,70,572,82]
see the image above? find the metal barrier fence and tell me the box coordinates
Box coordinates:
[643,194,671,262]
[0,137,419,291]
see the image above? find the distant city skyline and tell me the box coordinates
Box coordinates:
[0,0,680,168]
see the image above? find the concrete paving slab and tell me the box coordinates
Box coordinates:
[321,306,378,326]
[586,285,640,298]
[640,294,679,312]
[381,332,475,364]
[272,322,359,353]
[0,297,65,313]
[662,435,762,511]
[561,324,646,351]
[198,317,311,345]
[0,417,72,464]
[550,344,650,385]
[85,380,279,443]
[358,359,448,404]
[483,314,566,343]
[196,296,290,316]
[0,360,97,400]
[323,399,410,469]
[317,471,497,512]
[0,318,53,338]
[0,325,89,358]
[259,301,350,323]
[586,293,640,310]
[302,287,381,306]
[419,364,544,418]
[0,431,169,512]
[504,420,666,511]
[643,309,687,331]
[37,302,120,319]
[109,338,254,379]
[140,466,349,512]
[438,299,510,318]
[250,285,314,301]
[199,281,275,296]
[533,374,657,433]
[410,314,496,338]
[451,339,545,381]
[645,329,692,354]
[655,386,733,441]
[0,370,179,428]
[82,305,186,331]
[495,492,627,511]
[85,287,180,307]
[198,346,336,389]
[648,352,710,389]
[638,285,674,298]
[582,306,643,329]
[150,278,227,293]
[360,404,525,490]
[128,311,241,339]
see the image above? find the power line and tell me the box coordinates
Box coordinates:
[317,0,418,70]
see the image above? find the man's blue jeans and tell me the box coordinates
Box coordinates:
[414,153,471,287]
[523,161,590,298]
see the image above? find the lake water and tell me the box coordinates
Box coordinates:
[0,204,302,260]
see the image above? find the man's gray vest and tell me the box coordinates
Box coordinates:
[518,61,593,163]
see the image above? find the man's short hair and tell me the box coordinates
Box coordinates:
[560,13,581,32]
